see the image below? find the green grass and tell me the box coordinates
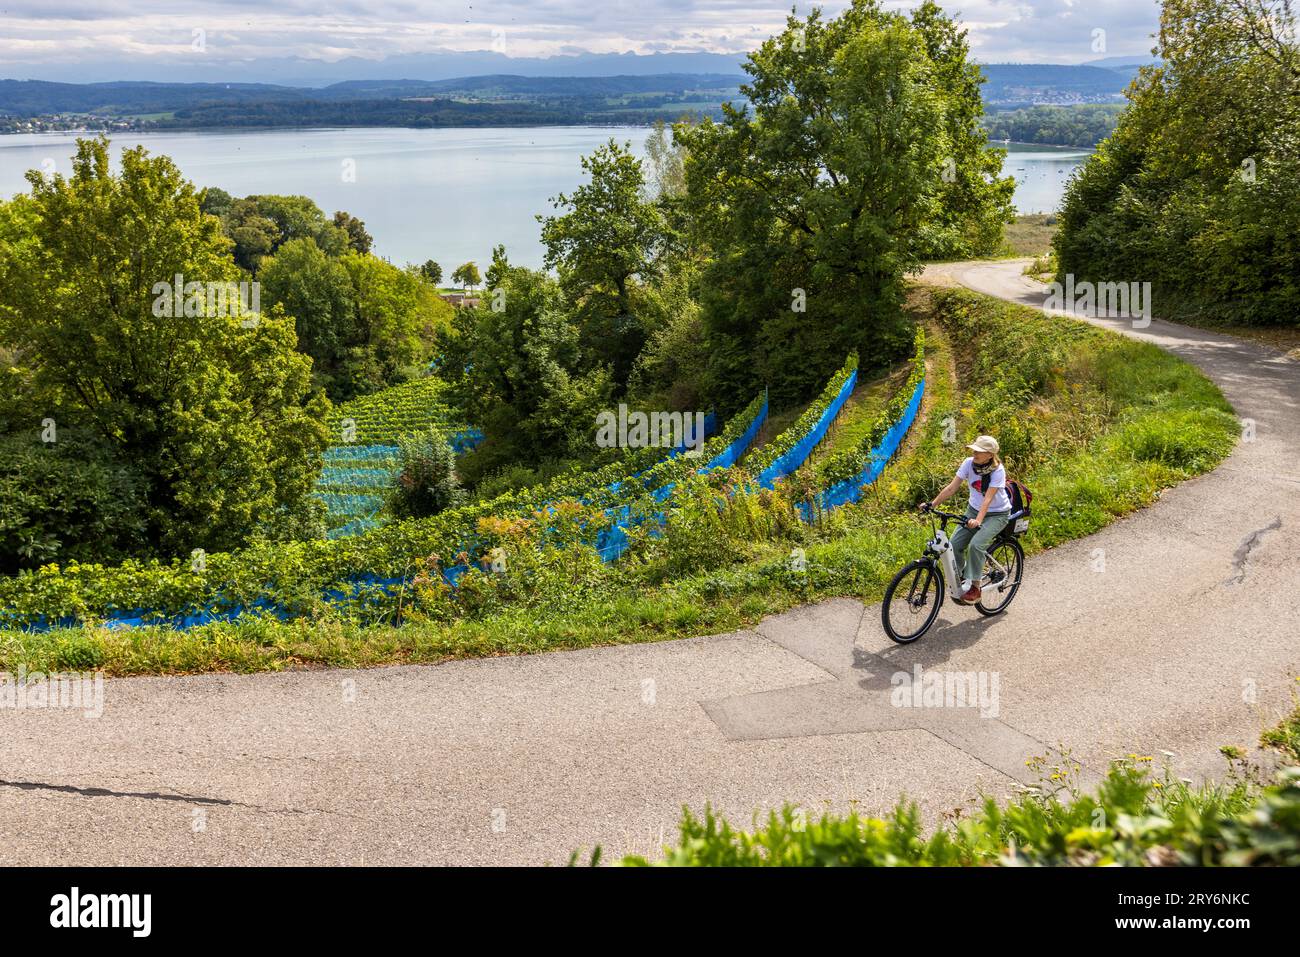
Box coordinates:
[998,213,1059,258]
[806,362,912,483]
[740,404,804,465]
[0,285,1238,677]
[1261,686,1300,763]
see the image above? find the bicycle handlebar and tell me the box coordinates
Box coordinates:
[918,504,967,523]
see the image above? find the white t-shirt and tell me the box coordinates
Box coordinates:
[956,457,1012,513]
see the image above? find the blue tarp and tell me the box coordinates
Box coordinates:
[594,397,767,562]
[758,370,857,489]
[799,377,925,519]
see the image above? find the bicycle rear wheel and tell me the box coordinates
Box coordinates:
[975,538,1024,616]
[882,559,944,644]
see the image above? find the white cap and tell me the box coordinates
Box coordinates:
[966,435,999,454]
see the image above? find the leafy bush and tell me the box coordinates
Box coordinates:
[0,434,147,574]
[386,428,465,519]
[1053,3,1300,328]
[616,756,1299,867]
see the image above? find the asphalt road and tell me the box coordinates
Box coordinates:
[2,259,1297,865]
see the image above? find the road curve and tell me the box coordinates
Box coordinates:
[1,259,1297,865]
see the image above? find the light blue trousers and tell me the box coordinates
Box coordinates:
[950,505,1012,583]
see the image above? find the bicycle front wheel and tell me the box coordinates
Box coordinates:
[882,559,944,644]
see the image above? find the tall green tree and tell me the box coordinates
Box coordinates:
[259,240,451,401]
[333,210,373,254]
[258,237,357,385]
[0,137,331,555]
[446,266,612,483]
[419,259,443,285]
[539,140,665,392]
[910,0,1016,259]
[452,261,481,292]
[1055,0,1299,325]
[680,0,1005,406]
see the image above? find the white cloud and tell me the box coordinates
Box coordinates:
[0,0,1161,77]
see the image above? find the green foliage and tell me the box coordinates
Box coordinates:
[0,136,331,557]
[981,104,1125,147]
[643,120,687,199]
[447,266,614,483]
[818,329,925,488]
[679,0,1012,408]
[619,756,1297,867]
[332,210,372,254]
[632,471,801,580]
[0,385,766,629]
[325,375,457,446]
[0,433,148,574]
[624,267,712,412]
[386,428,465,520]
[910,0,1017,260]
[539,139,666,391]
[484,245,510,289]
[451,262,481,291]
[743,354,859,480]
[202,191,354,272]
[334,251,447,399]
[258,237,356,388]
[1261,692,1300,764]
[259,239,451,401]
[419,260,443,285]
[1055,0,1300,327]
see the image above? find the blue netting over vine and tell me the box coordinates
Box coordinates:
[757,370,857,489]
[594,396,766,561]
[799,376,925,519]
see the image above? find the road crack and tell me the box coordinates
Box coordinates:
[0,777,363,820]
[1227,516,1282,585]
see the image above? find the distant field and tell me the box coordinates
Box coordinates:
[1000,213,1058,258]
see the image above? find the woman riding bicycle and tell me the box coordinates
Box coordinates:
[920,435,1011,604]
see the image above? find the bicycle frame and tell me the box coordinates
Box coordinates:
[924,516,1016,602]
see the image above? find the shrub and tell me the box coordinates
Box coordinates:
[0,434,148,574]
[386,428,465,520]
[616,756,1297,867]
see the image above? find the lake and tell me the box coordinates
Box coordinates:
[0,128,1088,269]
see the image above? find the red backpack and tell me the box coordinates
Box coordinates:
[1006,479,1033,515]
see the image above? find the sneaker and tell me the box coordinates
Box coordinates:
[960,585,982,604]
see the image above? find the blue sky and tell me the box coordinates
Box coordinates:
[0,0,1162,80]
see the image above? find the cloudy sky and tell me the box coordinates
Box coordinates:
[0,0,1163,82]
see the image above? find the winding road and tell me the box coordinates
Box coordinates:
[2,259,1296,865]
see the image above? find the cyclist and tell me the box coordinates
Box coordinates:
[919,435,1011,604]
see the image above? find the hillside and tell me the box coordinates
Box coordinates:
[0,64,1143,132]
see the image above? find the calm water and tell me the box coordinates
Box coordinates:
[0,128,1087,269]
[997,142,1092,215]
